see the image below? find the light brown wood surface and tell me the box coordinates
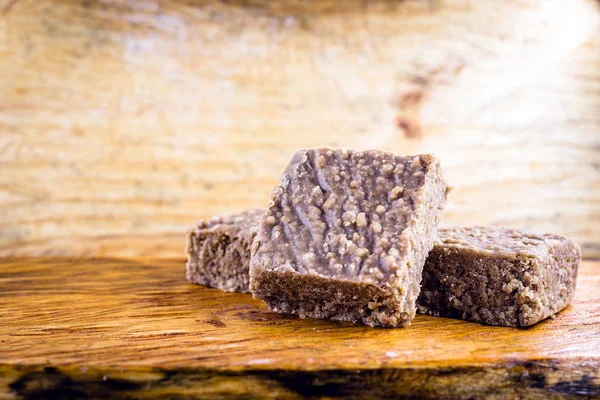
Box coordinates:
[1,0,599,258]
[0,249,599,399]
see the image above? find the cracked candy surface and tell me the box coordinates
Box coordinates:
[254,149,431,284]
[418,227,581,327]
[250,147,447,327]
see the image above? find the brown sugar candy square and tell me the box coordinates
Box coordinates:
[417,227,581,327]
[186,209,263,293]
[249,148,448,327]
[185,211,580,327]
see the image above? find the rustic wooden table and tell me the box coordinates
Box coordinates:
[0,236,598,399]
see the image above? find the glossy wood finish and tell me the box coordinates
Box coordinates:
[1,253,598,399]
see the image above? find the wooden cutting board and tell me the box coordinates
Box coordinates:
[0,236,598,399]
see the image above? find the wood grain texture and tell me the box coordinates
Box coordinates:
[0,233,185,260]
[1,256,599,398]
[0,0,599,257]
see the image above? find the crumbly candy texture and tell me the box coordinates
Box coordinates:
[186,209,263,293]
[417,227,581,327]
[249,148,448,327]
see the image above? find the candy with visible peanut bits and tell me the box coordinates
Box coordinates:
[249,147,448,327]
[186,209,263,293]
[417,226,581,327]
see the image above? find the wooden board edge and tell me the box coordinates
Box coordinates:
[1,358,599,399]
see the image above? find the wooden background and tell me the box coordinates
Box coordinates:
[1,0,599,258]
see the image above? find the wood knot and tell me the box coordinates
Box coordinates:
[203,318,226,328]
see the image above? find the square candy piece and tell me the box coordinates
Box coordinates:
[186,209,263,293]
[249,148,448,327]
[417,227,581,327]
